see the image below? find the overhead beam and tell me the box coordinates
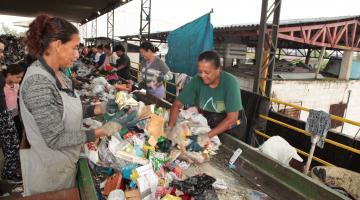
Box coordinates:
[277,19,360,51]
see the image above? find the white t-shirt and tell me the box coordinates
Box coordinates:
[94,52,102,63]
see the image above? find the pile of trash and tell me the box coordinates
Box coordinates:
[79,75,223,200]
[275,59,314,73]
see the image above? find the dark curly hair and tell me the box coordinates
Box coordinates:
[25,14,79,58]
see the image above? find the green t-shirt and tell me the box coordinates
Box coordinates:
[178,71,243,113]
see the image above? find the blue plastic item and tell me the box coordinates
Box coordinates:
[166,12,214,76]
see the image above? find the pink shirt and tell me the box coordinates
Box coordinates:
[4,83,19,116]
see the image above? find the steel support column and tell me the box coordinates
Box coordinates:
[81,23,87,45]
[253,0,282,97]
[91,19,97,42]
[140,0,151,42]
[107,9,115,46]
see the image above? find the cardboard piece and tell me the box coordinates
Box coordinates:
[138,105,152,120]
[146,114,165,138]
[103,173,122,196]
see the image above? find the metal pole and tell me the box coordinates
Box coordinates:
[253,0,269,93]
[140,0,143,42]
[315,46,326,79]
[340,90,352,134]
[139,0,151,42]
[107,9,115,46]
[148,0,152,40]
[112,9,115,46]
[265,0,281,97]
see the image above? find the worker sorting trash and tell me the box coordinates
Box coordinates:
[0,14,242,199]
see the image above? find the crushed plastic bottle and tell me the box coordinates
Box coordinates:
[229,148,242,169]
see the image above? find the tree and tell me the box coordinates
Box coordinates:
[0,23,24,37]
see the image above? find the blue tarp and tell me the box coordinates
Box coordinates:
[166,13,214,76]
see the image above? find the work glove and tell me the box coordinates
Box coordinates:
[102,121,123,136]
[188,134,210,148]
[186,140,204,152]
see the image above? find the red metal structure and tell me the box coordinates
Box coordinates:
[277,18,360,51]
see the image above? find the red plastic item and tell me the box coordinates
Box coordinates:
[172,166,183,179]
[169,187,192,200]
[104,64,112,71]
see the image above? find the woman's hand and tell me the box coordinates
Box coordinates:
[95,121,123,137]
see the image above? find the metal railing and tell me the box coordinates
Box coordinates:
[254,98,360,167]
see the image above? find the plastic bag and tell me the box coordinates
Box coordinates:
[167,122,190,149]
[157,138,173,153]
[258,136,303,166]
[108,189,125,200]
[98,138,117,164]
[170,174,218,200]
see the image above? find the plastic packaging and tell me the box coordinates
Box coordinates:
[106,94,119,115]
[258,136,303,166]
[246,189,269,200]
[167,122,190,149]
[212,179,228,190]
[157,138,173,153]
[116,151,149,165]
[229,148,243,167]
[98,138,117,164]
[170,174,218,200]
[108,189,125,200]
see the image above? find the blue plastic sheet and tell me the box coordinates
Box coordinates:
[166,13,214,76]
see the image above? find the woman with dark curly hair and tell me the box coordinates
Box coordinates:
[20,14,123,195]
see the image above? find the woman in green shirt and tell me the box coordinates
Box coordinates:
[168,51,244,142]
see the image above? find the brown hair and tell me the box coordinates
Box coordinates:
[25,14,79,58]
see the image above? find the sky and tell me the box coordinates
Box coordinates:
[1,0,360,38]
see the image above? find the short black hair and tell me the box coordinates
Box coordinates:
[97,45,103,50]
[139,41,159,53]
[3,63,25,77]
[198,51,221,68]
[113,44,125,52]
[104,44,111,51]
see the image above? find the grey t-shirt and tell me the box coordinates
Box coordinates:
[21,61,96,149]
[141,57,170,89]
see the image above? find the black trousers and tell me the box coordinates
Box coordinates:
[202,110,248,141]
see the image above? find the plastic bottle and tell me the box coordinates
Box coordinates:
[229,148,243,168]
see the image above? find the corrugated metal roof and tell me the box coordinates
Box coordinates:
[120,15,360,41]
[0,0,132,23]
[215,15,360,30]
